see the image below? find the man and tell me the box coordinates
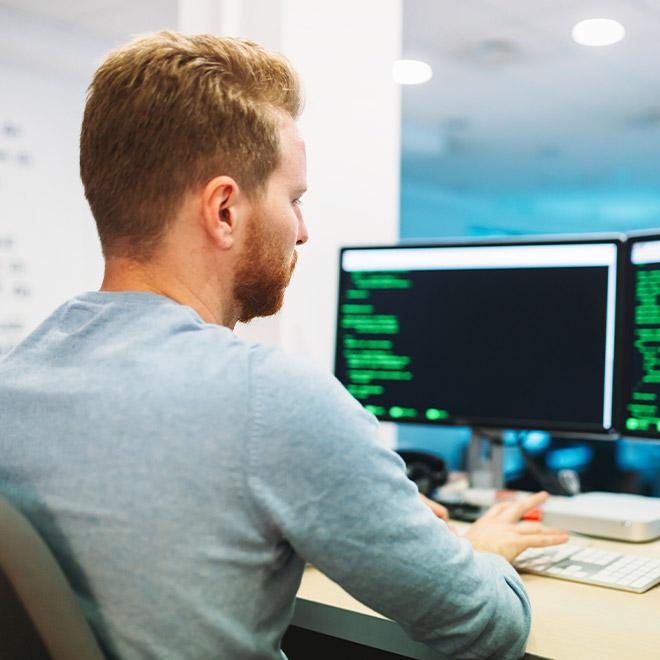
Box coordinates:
[0,32,567,659]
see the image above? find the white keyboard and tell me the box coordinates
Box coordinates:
[514,542,660,593]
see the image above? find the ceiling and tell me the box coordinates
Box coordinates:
[0,0,177,42]
[402,0,660,194]
[1,0,657,196]
[0,0,177,80]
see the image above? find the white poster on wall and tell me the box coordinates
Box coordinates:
[0,65,103,356]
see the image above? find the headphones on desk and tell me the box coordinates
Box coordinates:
[396,451,448,497]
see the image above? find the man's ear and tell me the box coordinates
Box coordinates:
[201,175,242,249]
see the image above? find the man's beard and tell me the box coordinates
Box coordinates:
[233,213,298,323]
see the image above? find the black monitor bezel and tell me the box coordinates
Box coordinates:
[334,233,626,436]
[618,229,660,440]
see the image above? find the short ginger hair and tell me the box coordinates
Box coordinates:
[80,31,302,259]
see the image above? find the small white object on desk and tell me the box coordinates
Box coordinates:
[541,492,660,542]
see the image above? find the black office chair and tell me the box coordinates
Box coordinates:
[0,497,105,659]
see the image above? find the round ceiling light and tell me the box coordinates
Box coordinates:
[571,18,625,47]
[392,59,432,85]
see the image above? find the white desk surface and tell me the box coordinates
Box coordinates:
[297,533,660,660]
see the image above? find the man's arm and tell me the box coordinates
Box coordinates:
[245,349,563,659]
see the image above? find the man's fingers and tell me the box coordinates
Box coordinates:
[479,501,510,521]
[418,493,449,521]
[480,491,549,523]
[516,522,543,534]
[517,532,569,550]
[446,522,461,536]
[505,491,549,522]
[517,522,566,536]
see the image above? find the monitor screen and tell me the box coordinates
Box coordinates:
[622,235,660,438]
[334,238,621,433]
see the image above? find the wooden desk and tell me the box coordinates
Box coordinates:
[294,534,660,660]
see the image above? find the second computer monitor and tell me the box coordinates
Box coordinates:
[621,233,660,438]
[335,237,622,434]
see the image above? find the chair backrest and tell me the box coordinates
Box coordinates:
[0,498,105,660]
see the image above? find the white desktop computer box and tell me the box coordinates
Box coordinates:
[542,492,660,542]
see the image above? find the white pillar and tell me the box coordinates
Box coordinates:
[280,0,402,365]
[178,0,402,448]
[178,0,401,362]
[177,0,229,36]
[177,0,281,49]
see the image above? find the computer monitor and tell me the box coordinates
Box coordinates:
[334,236,623,435]
[621,232,660,439]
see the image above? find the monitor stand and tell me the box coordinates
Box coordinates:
[467,428,504,489]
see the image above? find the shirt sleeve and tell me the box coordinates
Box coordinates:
[245,347,531,660]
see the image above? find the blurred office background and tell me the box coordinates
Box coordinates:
[1,0,658,494]
[397,0,660,496]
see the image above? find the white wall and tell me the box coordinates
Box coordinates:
[278,1,402,372]
[0,5,183,357]
[0,63,103,356]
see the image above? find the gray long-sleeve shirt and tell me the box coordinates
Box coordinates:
[0,291,530,659]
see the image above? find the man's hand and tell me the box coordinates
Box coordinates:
[419,493,449,521]
[463,491,568,563]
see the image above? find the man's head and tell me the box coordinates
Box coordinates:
[232,115,308,321]
[81,31,308,323]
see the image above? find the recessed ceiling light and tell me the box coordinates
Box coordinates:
[572,18,625,47]
[392,59,432,85]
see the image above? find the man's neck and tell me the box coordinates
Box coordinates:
[100,257,238,328]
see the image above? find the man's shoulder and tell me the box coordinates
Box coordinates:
[247,343,341,400]
[246,343,377,442]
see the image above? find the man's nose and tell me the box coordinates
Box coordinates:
[296,218,309,246]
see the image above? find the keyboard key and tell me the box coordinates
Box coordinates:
[631,578,650,589]
[572,550,593,561]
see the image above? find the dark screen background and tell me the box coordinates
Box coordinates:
[336,264,610,430]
